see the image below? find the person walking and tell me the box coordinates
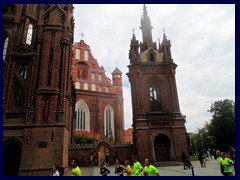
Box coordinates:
[71,158,82,176]
[99,162,110,176]
[198,151,205,167]
[143,158,160,176]
[132,156,143,176]
[124,160,132,176]
[114,159,126,176]
[181,151,187,170]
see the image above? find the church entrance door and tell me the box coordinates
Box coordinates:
[154,133,171,161]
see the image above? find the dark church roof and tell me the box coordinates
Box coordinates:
[112,67,122,74]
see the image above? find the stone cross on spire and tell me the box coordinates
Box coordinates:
[80,32,85,40]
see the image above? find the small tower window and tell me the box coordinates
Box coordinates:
[26,23,33,45]
[149,83,162,111]
[19,66,27,80]
[150,53,155,62]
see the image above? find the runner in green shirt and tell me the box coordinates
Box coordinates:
[220,152,234,176]
[132,156,143,176]
[143,158,160,176]
[71,158,82,176]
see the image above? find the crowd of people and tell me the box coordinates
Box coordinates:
[99,155,160,176]
[51,147,235,176]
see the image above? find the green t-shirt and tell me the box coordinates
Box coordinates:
[133,161,142,176]
[144,164,159,176]
[71,166,82,176]
[220,158,233,173]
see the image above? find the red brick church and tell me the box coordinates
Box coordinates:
[71,39,124,142]
[3,4,188,176]
[127,4,188,164]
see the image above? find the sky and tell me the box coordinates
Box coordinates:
[73,4,235,133]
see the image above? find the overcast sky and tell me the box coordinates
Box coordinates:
[73,4,235,133]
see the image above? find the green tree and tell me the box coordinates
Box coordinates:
[207,99,235,151]
[74,135,94,144]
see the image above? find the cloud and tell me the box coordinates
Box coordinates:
[73,4,235,132]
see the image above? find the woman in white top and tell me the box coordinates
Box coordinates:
[52,165,60,176]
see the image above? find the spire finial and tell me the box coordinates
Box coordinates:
[158,38,160,44]
[163,28,167,40]
[132,28,135,34]
[80,32,85,40]
[143,4,147,17]
[116,61,118,68]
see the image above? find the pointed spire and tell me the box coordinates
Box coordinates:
[163,28,167,41]
[131,28,136,41]
[140,4,154,51]
[143,4,148,19]
[158,38,163,53]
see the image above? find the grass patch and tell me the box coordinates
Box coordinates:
[190,156,199,161]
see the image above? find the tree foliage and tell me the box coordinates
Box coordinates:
[207,99,235,151]
[74,135,94,144]
[188,99,235,154]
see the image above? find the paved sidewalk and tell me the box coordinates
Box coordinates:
[69,158,235,176]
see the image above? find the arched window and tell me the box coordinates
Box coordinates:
[149,83,162,111]
[91,84,96,91]
[75,100,90,131]
[26,23,33,45]
[150,53,155,62]
[104,105,114,140]
[99,86,102,92]
[76,107,86,130]
[75,82,80,89]
[99,74,102,82]
[91,72,95,81]
[84,50,88,61]
[84,83,88,90]
[19,66,27,80]
[3,37,9,61]
[76,49,80,60]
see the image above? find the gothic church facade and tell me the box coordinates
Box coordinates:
[3,4,188,175]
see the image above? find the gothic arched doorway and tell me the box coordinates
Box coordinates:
[154,133,171,162]
[3,137,22,176]
[97,144,110,164]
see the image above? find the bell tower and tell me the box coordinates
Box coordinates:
[127,5,188,163]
